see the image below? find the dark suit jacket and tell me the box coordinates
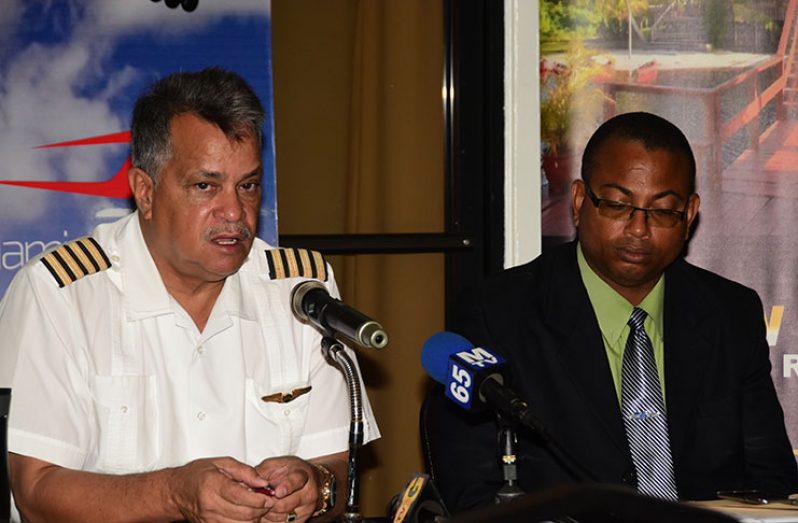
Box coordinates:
[425,241,798,513]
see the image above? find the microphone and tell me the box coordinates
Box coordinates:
[420,332,598,483]
[291,280,389,349]
[388,473,449,523]
[420,332,535,426]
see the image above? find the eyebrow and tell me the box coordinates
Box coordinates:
[598,182,685,202]
[197,171,223,180]
[196,168,262,181]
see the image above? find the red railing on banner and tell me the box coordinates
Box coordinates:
[598,0,798,188]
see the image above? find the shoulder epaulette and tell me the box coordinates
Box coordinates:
[265,247,328,282]
[40,237,112,288]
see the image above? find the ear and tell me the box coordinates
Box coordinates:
[684,193,700,239]
[129,167,154,219]
[571,179,586,228]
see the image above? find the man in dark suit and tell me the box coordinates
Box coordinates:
[426,112,798,513]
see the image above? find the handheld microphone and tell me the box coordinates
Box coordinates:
[291,280,389,349]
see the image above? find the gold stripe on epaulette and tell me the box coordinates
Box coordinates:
[311,250,327,282]
[40,237,112,288]
[265,247,328,281]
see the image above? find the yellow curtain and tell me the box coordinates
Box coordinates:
[342,0,445,516]
[272,0,444,515]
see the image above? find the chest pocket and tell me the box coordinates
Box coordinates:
[245,378,311,463]
[90,374,160,472]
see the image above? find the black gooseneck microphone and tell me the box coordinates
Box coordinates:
[291,280,389,349]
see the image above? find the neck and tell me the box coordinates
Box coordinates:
[614,280,657,307]
[146,255,227,333]
[165,280,224,332]
[139,219,228,332]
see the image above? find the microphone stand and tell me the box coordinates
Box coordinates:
[321,334,364,522]
[480,379,598,484]
[494,417,525,504]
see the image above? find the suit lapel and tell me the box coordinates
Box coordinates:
[662,260,715,464]
[543,243,630,455]
[537,248,717,478]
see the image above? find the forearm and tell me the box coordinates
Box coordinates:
[11,453,271,523]
[10,454,180,523]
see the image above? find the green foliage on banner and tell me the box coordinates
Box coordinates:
[592,0,652,41]
[540,0,651,50]
[540,40,611,155]
[732,1,777,32]
[540,1,601,50]
[542,0,781,52]
[703,0,732,49]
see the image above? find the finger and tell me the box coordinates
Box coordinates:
[264,490,317,522]
[267,468,309,498]
[216,506,271,523]
[256,461,291,480]
[222,480,278,510]
[216,460,269,489]
[190,493,269,523]
[260,507,305,523]
[205,492,271,523]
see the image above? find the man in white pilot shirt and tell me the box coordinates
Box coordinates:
[0,67,379,523]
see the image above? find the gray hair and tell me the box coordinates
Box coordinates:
[130,67,265,179]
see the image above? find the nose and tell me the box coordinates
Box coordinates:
[215,187,245,222]
[624,207,651,238]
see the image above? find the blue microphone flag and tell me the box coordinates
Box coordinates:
[421,331,507,411]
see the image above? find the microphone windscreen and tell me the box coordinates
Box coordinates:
[290,280,327,323]
[420,331,472,384]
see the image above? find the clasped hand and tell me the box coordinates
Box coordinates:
[170,455,322,523]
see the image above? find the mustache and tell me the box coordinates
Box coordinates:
[204,224,253,241]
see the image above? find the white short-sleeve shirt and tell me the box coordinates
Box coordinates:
[0,212,379,476]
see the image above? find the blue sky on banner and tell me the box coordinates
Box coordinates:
[0,0,276,294]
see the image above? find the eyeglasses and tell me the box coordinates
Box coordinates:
[585,184,688,228]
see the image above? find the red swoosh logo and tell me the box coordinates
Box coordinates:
[0,131,133,199]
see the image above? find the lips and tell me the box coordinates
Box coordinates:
[207,225,252,247]
[212,236,242,246]
[616,245,652,264]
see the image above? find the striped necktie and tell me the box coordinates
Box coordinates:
[621,307,678,500]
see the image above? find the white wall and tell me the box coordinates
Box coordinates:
[503,0,541,268]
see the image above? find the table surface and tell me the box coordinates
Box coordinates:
[692,499,798,522]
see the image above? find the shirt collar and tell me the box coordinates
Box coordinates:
[576,242,665,348]
[117,212,257,322]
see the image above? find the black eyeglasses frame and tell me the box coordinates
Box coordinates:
[584,183,689,228]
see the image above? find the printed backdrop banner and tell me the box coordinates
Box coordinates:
[0,0,277,296]
[540,1,798,455]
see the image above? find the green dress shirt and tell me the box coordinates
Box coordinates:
[576,243,667,405]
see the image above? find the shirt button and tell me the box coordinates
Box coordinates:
[283,409,291,416]
[120,406,128,413]
[110,255,120,263]
[197,411,206,421]
[197,345,204,354]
